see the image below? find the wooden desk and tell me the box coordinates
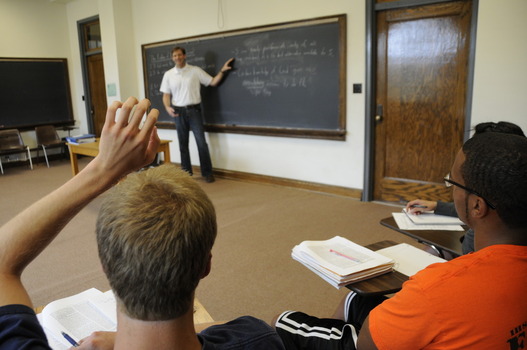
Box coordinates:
[67,139,171,176]
[380,216,465,258]
[346,240,408,296]
[194,299,214,324]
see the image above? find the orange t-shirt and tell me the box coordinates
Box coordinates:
[369,244,527,349]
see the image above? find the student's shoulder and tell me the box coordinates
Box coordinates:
[0,305,50,350]
[199,316,285,349]
[410,245,526,290]
[406,253,480,290]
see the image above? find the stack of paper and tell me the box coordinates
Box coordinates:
[392,210,464,231]
[292,236,395,289]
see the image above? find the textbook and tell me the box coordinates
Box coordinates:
[292,236,395,289]
[65,134,96,145]
[36,288,117,350]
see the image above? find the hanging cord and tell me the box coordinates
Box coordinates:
[217,0,225,29]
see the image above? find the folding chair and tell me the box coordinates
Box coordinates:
[35,125,66,168]
[0,129,33,174]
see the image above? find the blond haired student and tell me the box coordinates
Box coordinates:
[0,97,284,350]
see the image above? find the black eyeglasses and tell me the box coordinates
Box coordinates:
[444,173,496,209]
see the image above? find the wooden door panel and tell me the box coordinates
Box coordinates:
[87,54,107,137]
[374,1,471,203]
[380,178,455,202]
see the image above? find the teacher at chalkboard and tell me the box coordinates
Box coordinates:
[160,46,234,183]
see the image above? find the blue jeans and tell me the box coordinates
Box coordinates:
[173,106,213,177]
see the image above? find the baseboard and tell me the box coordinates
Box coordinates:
[4,156,363,199]
[189,165,362,199]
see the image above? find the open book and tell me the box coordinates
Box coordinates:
[36,288,117,350]
[292,236,395,289]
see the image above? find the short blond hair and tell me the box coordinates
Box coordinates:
[96,164,217,320]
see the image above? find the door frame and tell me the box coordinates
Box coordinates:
[77,15,103,135]
[362,0,479,201]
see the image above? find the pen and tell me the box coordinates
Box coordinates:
[410,204,427,208]
[329,249,361,263]
[61,331,79,347]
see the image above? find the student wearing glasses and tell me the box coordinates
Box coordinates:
[275,131,527,349]
[406,121,525,255]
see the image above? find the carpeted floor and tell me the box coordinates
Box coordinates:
[0,158,419,324]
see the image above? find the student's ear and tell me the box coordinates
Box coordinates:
[201,253,212,279]
[471,196,489,218]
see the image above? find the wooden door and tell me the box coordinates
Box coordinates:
[374,1,472,203]
[87,54,107,137]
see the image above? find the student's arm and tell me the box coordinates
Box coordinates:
[0,97,159,308]
[356,317,379,350]
[434,201,458,217]
[209,58,234,87]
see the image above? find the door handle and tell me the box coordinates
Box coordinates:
[375,104,383,123]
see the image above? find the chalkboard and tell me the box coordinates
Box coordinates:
[0,58,74,130]
[142,15,346,140]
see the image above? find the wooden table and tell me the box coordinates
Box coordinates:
[380,216,465,258]
[345,240,408,296]
[67,139,171,176]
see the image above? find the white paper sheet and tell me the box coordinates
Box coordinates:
[376,243,446,277]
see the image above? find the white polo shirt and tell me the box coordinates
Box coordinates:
[160,64,213,107]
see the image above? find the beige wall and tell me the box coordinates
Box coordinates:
[1,0,526,190]
[0,0,71,147]
[0,0,69,58]
[471,0,527,132]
